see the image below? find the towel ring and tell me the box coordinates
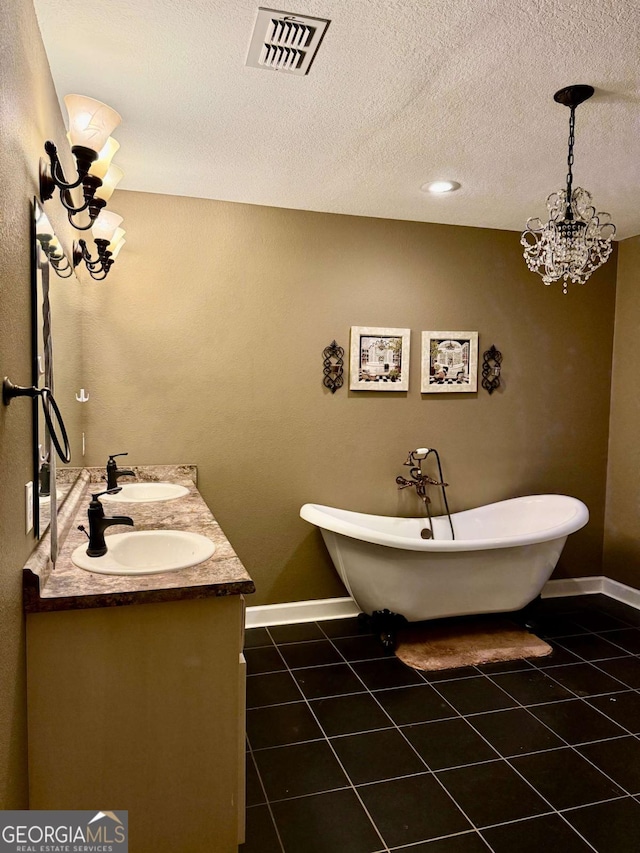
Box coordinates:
[3,377,71,463]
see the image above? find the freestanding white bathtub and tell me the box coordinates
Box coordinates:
[300,495,589,622]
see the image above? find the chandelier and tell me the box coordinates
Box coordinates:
[521,85,615,293]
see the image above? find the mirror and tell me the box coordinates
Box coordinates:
[33,201,82,538]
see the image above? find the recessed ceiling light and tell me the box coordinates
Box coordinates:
[422,180,461,194]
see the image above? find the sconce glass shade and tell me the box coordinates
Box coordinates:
[94,164,124,202]
[88,137,120,179]
[64,95,122,154]
[110,239,126,260]
[92,210,124,243]
[48,236,62,257]
[107,227,126,251]
[35,206,53,240]
[35,205,47,228]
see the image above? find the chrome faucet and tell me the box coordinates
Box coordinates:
[105,452,136,490]
[78,488,134,557]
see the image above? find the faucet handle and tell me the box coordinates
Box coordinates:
[423,475,448,487]
[108,452,128,463]
[396,476,415,489]
[91,487,122,501]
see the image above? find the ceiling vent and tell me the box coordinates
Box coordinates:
[246,8,330,75]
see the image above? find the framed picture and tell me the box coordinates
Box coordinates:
[350,326,411,391]
[421,331,478,393]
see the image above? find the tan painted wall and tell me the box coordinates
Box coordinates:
[83,190,617,605]
[0,0,627,818]
[604,236,640,587]
[0,0,82,807]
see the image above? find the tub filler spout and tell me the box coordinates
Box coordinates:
[397,447,453,541]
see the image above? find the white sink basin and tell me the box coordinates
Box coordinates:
[100,482,190,503]
[71,530,216,575]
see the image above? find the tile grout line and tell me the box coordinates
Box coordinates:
[535,637,640,739]
[243,605,640,850]
[401,613,638,845]
[474,643,640,845]
[386,828,494,852]
[481,647,640,828]
[245,628,361,851]
[550,634,640,688]
[247,626,633,843]
[497,660,638,748]
[409,666,601,851]
[379,667,615,852]
[244,740,287,853]
[316,625,503,850]
[263,623,392,853]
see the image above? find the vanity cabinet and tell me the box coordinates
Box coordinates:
[27,595,246,853]
[23,467,255,853]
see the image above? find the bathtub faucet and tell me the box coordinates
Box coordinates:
[404,448,429,465]
[399,448,448,493]
[396,474,432,504]
[397,448,455,540]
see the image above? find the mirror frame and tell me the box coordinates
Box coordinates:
[31,200,43,538]
[31,200,83,552]
[32,199,77,541]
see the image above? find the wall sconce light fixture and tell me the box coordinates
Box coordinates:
[73,211,124,280]
[521,85,616,293]
[35,221,73,278]
[40,95,123,231]
[37,234,73,278]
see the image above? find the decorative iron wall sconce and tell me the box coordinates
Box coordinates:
[73,211,125,280]
[40,95,123,232]
[322,340,344,393]
[481,345,502,394]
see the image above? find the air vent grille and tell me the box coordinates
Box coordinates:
[268,19,315,48]
[246,8,330,76]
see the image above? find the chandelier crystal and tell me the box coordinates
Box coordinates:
[521,85,616,294]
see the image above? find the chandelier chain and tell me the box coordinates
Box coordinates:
[566,106,576,205]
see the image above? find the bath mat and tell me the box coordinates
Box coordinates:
[395,617,552,671]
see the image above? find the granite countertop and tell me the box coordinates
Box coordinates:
[24,465,255,613]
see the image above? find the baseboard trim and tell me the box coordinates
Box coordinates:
[245,576,640,628]
[245,597,359,628]
[541,576,604,598]
[602,576,640,610]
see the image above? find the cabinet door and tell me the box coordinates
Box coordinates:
[28,596,245,853]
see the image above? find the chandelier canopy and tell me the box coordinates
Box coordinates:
[521,85,616,293]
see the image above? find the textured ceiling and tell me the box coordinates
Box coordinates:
[34,0,640,238]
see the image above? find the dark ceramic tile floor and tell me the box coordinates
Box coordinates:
[240,595,640,852]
